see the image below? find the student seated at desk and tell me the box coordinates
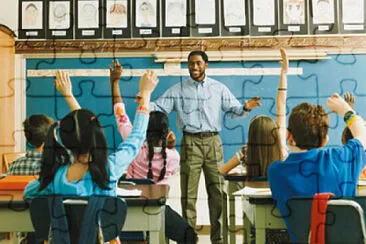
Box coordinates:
[109,60,197,244]
[24,70,158,243]
[268,91,366,241]
[8,114,53,175]
[220,48,289,179]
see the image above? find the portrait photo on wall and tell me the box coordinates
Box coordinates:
[47,0,73,39]
[339,0,366,33]
[191,0,219,37]
[279,0,308,35]
[162,0,190,37]
[250,0,278,36]
[221,0,249,36]
[104,0,131,38]
[19,0,46,39]
[75,0,102,39]
[132,0,160,37]
[309,0,338,34]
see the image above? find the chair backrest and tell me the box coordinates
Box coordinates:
[29,196,127,244]
[286,197,366,244]
[2,152,26,172]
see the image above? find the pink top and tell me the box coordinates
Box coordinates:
[114,103,180,184]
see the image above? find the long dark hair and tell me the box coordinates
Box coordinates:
[38,109,109,191]
[146,111,169,182]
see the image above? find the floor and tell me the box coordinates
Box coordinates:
[0,234,244,244]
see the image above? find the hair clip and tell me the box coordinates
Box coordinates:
[90,116,96,121]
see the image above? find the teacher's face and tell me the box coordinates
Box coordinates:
[188,55,207,82]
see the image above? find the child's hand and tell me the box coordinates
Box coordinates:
[244,96,262,111]
[344,92,355,109]
[109,59,123,83]
[280,48,288,74]
[55,70,72,96]
[167,130,176,149]
[327,93,353,116]
[138,70,159,94]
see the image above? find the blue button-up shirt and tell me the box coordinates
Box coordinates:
[150,76,248,133]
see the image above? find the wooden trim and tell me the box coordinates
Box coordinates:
[15,35,366,54]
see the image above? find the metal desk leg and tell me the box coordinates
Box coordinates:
[243,214,251,244]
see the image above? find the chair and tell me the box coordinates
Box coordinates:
[29,196,127,244]
[2,152,26,173]
[286,197,366,244]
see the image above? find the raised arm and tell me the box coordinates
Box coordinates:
[109,59,133,140]
[109,59,123,105]
[327,93,366,149]
[55,70,81,111]
[108,71,159,180]
[276,48,289,161]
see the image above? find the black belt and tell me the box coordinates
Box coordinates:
[183,131,219,137]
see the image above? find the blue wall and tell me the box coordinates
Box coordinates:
[26,54,366,162]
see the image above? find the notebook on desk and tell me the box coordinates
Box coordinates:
[233,186,272,198]
[358,179,366,186]
[116,187,142,197]
[0,175,37,190]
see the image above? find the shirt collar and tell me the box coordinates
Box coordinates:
[189,75,208,87]
[26,150,43,159]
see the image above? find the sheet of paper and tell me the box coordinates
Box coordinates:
[106,0,128,28]
[49,1,70,29]
[223,0,246,26]
[78,0,99,28]
[233,186,272,197]
[342,0,364,24]
[117,187,142,197]
[312,0,335,24]
[253,0,275,26]
[22,1,43,30]
[195,0,216,24]
[136,0,157,27]
[165,0,187,27]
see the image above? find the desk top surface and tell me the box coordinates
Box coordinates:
[0,184,169,207]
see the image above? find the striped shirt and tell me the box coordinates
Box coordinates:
[8,151,42,175]
[150,76,248,133]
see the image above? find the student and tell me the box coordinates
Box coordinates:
[109,59,197,244]
[149,50,262,243]
[8,114,53,175]
[220,48,289,178]
[341,92,366,178]
[109,60,179,184]
[268,91,366,241]
[24,69,158,200]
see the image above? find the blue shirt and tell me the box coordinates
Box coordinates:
[268,138,366,241]
[150,76,248,133]
[24,112,149,199]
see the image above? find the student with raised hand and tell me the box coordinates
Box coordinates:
[109,59,198,244]
[268,89,366,241]
[24,68,158,199]
[109,60,179,184]
[220,48,289,178]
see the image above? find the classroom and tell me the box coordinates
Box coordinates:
[1,0,366,243]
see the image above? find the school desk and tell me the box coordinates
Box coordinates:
[0,184,169,244]
[223,173,246,244]
[239,182,366,244]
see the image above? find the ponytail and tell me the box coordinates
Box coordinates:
[87,118,110,190]
[38,122,70,191]
[158,135,167,182]
[146,136,154,179]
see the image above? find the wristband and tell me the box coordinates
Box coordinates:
[278,88,287,91]
[137,105,150,115]
[347,115,362,127]
[344,110,356,123]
